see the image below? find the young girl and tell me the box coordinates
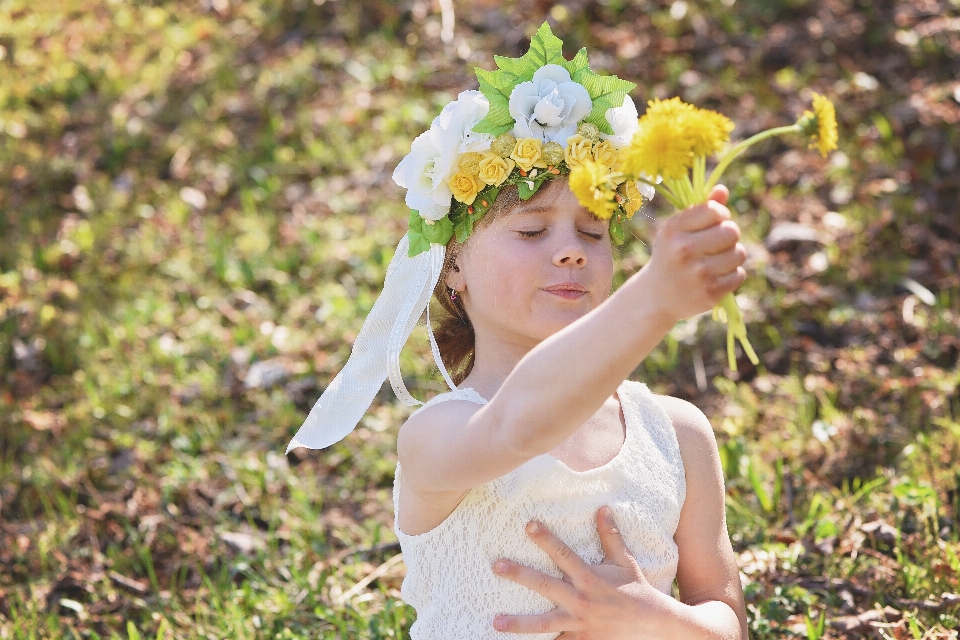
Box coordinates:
[288,23,747,639]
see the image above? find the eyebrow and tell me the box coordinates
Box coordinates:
[513,205,553,215]
[513,204,604,223]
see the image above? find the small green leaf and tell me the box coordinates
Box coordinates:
[450,187,500,242]
[609,219,625,245]
[492,55,537,81]
[421,215,454,245]
[474,68,516,135]
[476,67,518,101]
[526,22,566,68]
[406,211,432,256]
[561,48,590,78]
[516,172,553,200]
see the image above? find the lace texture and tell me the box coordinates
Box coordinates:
[394,380,687,640]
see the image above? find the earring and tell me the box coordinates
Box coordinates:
[449,288,458,301]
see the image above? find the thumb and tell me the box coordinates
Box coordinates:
[708,184,729,205]
[596,506,635,567]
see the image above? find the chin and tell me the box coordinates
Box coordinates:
[535,309,591,336]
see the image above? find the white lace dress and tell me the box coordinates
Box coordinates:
[393,379,687,639]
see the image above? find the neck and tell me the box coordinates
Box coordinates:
[460,324,540,401]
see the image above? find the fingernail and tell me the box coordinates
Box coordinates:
[495,617,506,631]
[526,521,540,535]
[494,560,507,573]
[603,507,619,532]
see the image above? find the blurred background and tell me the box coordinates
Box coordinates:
[1,0,958,637]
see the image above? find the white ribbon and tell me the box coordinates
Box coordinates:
[285,234,458,453]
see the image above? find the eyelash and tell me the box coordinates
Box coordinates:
[518,229,604,240]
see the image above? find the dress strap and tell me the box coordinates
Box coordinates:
[408,386,488,420]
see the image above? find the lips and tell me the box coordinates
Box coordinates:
[543,281,587,299]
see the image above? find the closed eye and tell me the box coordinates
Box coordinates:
[517,229,604,240]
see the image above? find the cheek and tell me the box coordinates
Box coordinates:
[467,246,535,304]
[586,243,614,288]
[463,238,540,307]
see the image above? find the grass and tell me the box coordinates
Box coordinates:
[1,0,959,637]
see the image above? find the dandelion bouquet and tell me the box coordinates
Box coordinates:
[571,94,838,370]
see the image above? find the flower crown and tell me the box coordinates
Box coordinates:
[393,22,651,257]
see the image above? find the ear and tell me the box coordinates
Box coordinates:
[444,262,463,291]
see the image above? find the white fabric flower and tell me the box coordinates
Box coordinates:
[393,90,494,220]
[636,179,656,201]
[509,64,592,145]
[600,94,639,149]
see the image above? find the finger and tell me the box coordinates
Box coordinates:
[708,184,729,205]
[710,266,747,295]
[687,220,741,255]
[524,521,592,584]
[493,608,575,635]
[596,506,635,567]
[674,199,731,233]
[701,243,747,276]
[493,558,577,607]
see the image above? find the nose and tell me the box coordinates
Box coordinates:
[552,229,588,268]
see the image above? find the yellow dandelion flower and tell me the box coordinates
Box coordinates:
[811,93,838,157]
[797,93,838,157]
[686,108,734,157]
[622,115,694,181]
[644,96,697,121]
[569,160,618,220]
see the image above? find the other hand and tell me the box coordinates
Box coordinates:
[491,507,672,639]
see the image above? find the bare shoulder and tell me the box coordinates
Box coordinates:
[651,393,718,454]
[651,394,723,490]
[396,398,485,470]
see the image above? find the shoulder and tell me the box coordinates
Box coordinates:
[650,394,720,470]
[397,396,485,461]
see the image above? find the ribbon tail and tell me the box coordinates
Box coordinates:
[285,234,443,453]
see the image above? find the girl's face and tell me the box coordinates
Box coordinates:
[447,179,615,345]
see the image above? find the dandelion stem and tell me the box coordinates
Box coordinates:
[693,155,707,202]
[706,124,800,192]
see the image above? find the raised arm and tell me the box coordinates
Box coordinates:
[399,187,746,495]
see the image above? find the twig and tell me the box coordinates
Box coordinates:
[322,541,402,573]
[333,553,404,605]
[438,0,455,43]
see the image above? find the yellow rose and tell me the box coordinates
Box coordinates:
[510,138,546,173]
[449,171,483,205]
[619,180,644,215]
[564,134,594,169]
[593,141,619,170]
[477,152,515,186]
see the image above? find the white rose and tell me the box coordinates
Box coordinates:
[600,94,639,149]
[392,90,494,220]
[509,64,592,145]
